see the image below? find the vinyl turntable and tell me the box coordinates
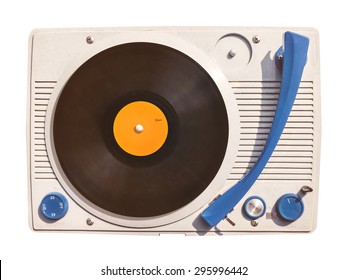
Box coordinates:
[27,27,320,234]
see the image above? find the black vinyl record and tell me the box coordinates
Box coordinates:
[53,42,229,218]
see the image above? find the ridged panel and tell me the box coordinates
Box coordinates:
[32,81,57,180]
[229,81,314,182]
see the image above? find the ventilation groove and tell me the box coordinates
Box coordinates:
[229,81,314,182]
[33,81,57,180]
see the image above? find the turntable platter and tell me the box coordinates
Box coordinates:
[53,42,229,218]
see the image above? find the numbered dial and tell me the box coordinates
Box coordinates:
[243,196,266,219]
[40,192,69,220]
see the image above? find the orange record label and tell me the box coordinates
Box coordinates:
[113,101,169,156]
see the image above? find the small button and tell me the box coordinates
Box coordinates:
[243,196,266,219]
[276,193,304,222]
[40,192,69,220]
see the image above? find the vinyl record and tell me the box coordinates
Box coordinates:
[53,42,229,218]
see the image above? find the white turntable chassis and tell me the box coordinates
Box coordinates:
[28,27,320,234]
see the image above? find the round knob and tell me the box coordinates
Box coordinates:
[243,196,266,219]
[276,193,304,222]
[40,192,69,220]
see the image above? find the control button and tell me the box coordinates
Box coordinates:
[276,193,304,222]
[243,196,266,219]
[40,192,69,220]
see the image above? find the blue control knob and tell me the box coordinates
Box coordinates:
[40,192,69,220]
[276,193,304,222]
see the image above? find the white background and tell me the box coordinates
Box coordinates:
[0,0,345,279]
